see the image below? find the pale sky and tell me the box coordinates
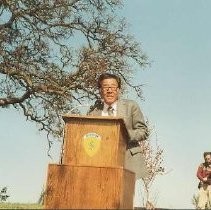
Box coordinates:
[1,0,211,209]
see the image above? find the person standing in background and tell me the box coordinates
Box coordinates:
[196,152,211,209]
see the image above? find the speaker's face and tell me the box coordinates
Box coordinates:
[100,78,120,105]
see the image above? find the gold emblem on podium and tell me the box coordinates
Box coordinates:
[83,133,101,157]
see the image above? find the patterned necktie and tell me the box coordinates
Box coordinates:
[107,106,114,116]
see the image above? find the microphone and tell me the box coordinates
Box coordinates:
[88,99,103,113]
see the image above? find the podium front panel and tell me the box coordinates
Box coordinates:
[62,116,128,168]
[44,164,135,209]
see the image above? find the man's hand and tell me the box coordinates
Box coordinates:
[202,177,208,182]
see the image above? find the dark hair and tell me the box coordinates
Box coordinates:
[203,152,211,158]
[97,73,121,88]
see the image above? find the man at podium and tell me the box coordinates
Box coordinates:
[88,73,149,179]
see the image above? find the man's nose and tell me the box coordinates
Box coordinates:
[106,89,113,93]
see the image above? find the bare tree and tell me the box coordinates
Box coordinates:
[0,0,149,142]
[139,125,166,208]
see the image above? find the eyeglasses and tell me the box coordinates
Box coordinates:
[101,86,119,91]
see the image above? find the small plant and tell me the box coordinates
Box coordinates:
[37,186,45,205]
[0,187,9,202]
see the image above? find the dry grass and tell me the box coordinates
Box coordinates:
[0,202,43,209]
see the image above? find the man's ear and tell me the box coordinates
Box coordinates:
[117,88,121,98]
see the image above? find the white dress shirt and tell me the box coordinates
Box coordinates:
[101,102,117,116]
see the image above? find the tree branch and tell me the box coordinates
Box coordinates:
[0,90,32,106]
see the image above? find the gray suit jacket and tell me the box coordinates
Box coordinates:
[88,99,149,179]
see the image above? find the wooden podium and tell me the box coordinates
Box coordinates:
[44,115,135,209]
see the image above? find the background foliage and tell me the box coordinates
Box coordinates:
[0,0,149,141]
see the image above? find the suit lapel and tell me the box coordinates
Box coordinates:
[117,100,127,117]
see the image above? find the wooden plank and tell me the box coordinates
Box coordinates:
[62,117,126,168]
[44,164,135,209]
